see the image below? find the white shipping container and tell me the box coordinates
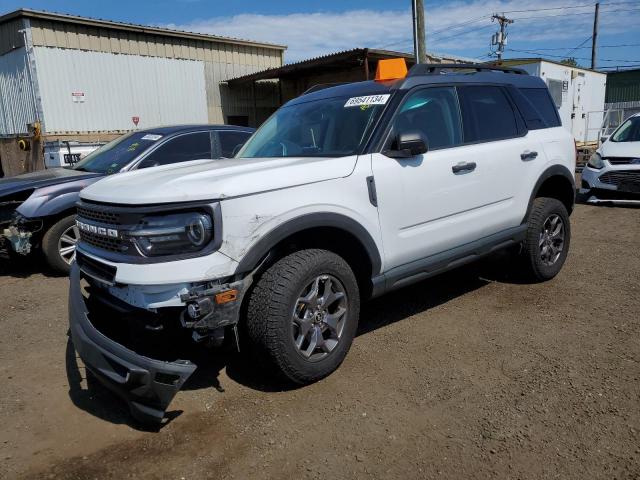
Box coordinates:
[33,47,209,134]
[43,140,104,168]
[506,60,606,144]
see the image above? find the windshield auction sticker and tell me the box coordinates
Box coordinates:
[344,94,390,108]
[141,134,163,141]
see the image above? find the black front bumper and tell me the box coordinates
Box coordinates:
[68,263,197,423]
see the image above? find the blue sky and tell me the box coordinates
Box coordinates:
[1,0,639,69]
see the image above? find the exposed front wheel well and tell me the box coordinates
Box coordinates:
[247,226,376,299]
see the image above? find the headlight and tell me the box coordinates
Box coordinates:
[127,211,213,256]
[587,152,604,169]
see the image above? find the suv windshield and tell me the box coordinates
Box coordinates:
[237,93,390,158]
[611,116,640,143]
[73,132,163,174]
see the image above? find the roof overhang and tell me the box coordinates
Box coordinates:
[0,8,287,51]
[227,48,417,86]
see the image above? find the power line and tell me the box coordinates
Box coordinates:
[565,36,593,57]
[509,42,640,50]
[502,1,640,14]
[506,47,640,62]
[509,6,640,21]
[377,13,490,49]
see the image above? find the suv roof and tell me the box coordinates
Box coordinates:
[141,124,255,135]
[289,63,547,106]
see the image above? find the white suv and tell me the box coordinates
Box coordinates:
[69,64,576,423]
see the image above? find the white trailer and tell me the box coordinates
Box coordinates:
[502,59,607,144]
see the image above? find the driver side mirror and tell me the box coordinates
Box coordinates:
[384,131,428,158]
[600,136,609,144]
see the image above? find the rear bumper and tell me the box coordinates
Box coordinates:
[68,263,196,423]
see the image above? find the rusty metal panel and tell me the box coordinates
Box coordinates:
[33,47,208,134]
[0,47,37,135]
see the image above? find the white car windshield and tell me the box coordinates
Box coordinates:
[611,116,640,143]
[236,94,390,158]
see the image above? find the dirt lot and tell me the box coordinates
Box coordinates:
[1,203,639,480]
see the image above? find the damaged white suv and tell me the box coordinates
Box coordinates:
[69,63,576,423]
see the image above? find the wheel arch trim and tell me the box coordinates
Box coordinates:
[234,212,382,277]
[523,164,576,223]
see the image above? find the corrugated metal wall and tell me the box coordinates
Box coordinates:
[28,18,283,68]
[0,18,25,56]
[205,62,279,124]
[606,70,640,103]
[0,47,37,135]
[33,47,209,133]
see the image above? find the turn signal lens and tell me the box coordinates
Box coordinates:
[215,289,238,304]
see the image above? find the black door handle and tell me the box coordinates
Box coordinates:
[452,162,477,173]
[521,151,538,161]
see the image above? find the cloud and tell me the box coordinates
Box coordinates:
[162,1,640,63]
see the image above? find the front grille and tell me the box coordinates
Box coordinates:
[604,157,640,165]
[79,230,129,253]
[77,251,117,285]
[77,206,121,225]
[599,170,640,186]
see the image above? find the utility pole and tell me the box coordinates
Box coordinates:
[491,14,514,61]
[412,0,427,64]
[591,2,600,69]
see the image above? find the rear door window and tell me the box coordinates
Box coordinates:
[138,132,212,169]
[457,86,520,143]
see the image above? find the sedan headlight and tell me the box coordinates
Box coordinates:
[587,152,604,169]
[127,211,213,256]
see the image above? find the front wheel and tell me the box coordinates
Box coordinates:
[520,197,571,281]
[42,215,79,275]
[244,249,360,385]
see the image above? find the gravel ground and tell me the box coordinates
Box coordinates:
[0,203,639,480]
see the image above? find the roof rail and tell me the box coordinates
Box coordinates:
[302,82,349,95]
[408,63,528,76]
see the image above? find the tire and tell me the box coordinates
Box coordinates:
[42,214,79,275]
[520,197,571,281]
[244,249,360,385]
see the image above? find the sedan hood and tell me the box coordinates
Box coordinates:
[600,140,640,159]
[80,156,358,205]
[0,168,101,198]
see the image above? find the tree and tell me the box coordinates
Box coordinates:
[560,57,579,67]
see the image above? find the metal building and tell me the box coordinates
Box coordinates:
[229,48,475,104]
[500,58,607,145]
[604,68,640,129]
[0,9,285,176]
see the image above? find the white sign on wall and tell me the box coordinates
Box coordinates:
[72,92,86,103]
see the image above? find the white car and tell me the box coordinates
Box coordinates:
[68,63,576,423]
[581,112,640,204]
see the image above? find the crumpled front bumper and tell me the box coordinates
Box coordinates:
[68,263,197,423]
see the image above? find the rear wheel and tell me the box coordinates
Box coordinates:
[42,215,79,275]
[244,249,360,384]
[520,197,571,281]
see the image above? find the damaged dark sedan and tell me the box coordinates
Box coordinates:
[0,124,254,273]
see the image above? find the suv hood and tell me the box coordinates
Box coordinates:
[0,168,101,198]
[80,156,358,205]
[600,140,640,159]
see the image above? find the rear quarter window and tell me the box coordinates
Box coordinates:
[519,88,562,129]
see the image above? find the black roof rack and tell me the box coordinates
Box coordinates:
[408,63,528,76]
